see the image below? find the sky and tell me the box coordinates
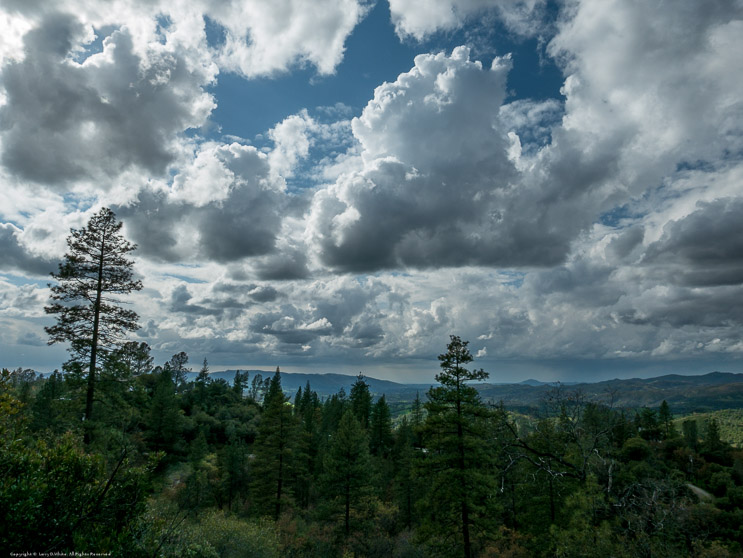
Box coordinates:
[1,0,742,383]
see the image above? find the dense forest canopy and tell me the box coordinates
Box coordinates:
[3,344,743,556]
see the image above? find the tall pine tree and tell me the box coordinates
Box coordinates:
[370,395,393,458]
[322,409,372,537]
[45,208,142,434]
[421,335,496,558]
[251,368,297,519]
[350,374,372,430]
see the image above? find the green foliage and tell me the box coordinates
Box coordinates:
[683,418,700,451]
[45,207,142,430]
[637,407,662,441]
[109,341,154,376]
[659,400,677,439]
[293,381,322,510]
[623,436,651,461]
[419,336,496,558]
[30,369,75,433]
[0,425,155,553]
[321,409,373,537]
[132,500,280,558]
[251,369,298,519]
[145,367,186,455]
[166,351,191,392]
[11,328,743,557]
[370,394,393,457]
[550,477,617,558]
[350,374,373,430]
[189,511,280,558]
[393,417,424,531]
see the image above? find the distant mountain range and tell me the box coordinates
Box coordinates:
[190,369,743,413]
[187,369,432,398]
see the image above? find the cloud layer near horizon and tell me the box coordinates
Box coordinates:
[1,0,742,379]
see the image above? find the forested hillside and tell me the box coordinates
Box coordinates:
[3,338,743,557]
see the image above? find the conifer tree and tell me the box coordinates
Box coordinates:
[322,409,372,537]
[370,395,393,458]
[393,416,421,530]
[219,439,250,511]
[294,381,321,509]
[31,370,69,433]
[350,374,372,430]
[421,335,495,558]
[109,341,153,376]
[45,207,142,431]
[705,418,723,453]
[411,391,425,448]
[683,419,699,451]
[658,400,675,439]
[232,370,249,397]
[145,367,184,454]
[322,388,348,435]
[251,368,297,519]
[166,352,190,392]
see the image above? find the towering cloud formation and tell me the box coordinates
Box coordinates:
[1,0,742,378]
[311,48,541,271]
[0,12,215,186]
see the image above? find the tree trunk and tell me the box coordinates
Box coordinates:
[549,473,556,524]
[456,358,472,558]
[275,411,285,520]
[459,420,472,558]
[84,236,105,443]
[345,474,351,537]
[510,477,518,529]
[275,451,283,520]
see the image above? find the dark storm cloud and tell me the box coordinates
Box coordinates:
[315,160,492,272]
[619,285,743,329]
[643,198,743,287]
[344,318,384,348]
[167,282,269,324]
[0,223,54,276]
[315,157,585,273]
[195,195,278,263]
[16,331,45,346]
[608,226,644,260]
[313,282,380,335]
[250,309,331,345]
[248,286,279,303]
[114,145,283,265]
[0,12,212,185]
[523,260,620,308]
[246,281,381,347]
[169,284,221,316]
[254,249,310,281]
[211,281,281,303]
[115,190,183,261]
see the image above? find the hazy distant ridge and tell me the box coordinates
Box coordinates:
[187,370,432,397]
[192,370,743,412]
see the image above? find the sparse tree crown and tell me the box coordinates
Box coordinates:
[45,207,142,429]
